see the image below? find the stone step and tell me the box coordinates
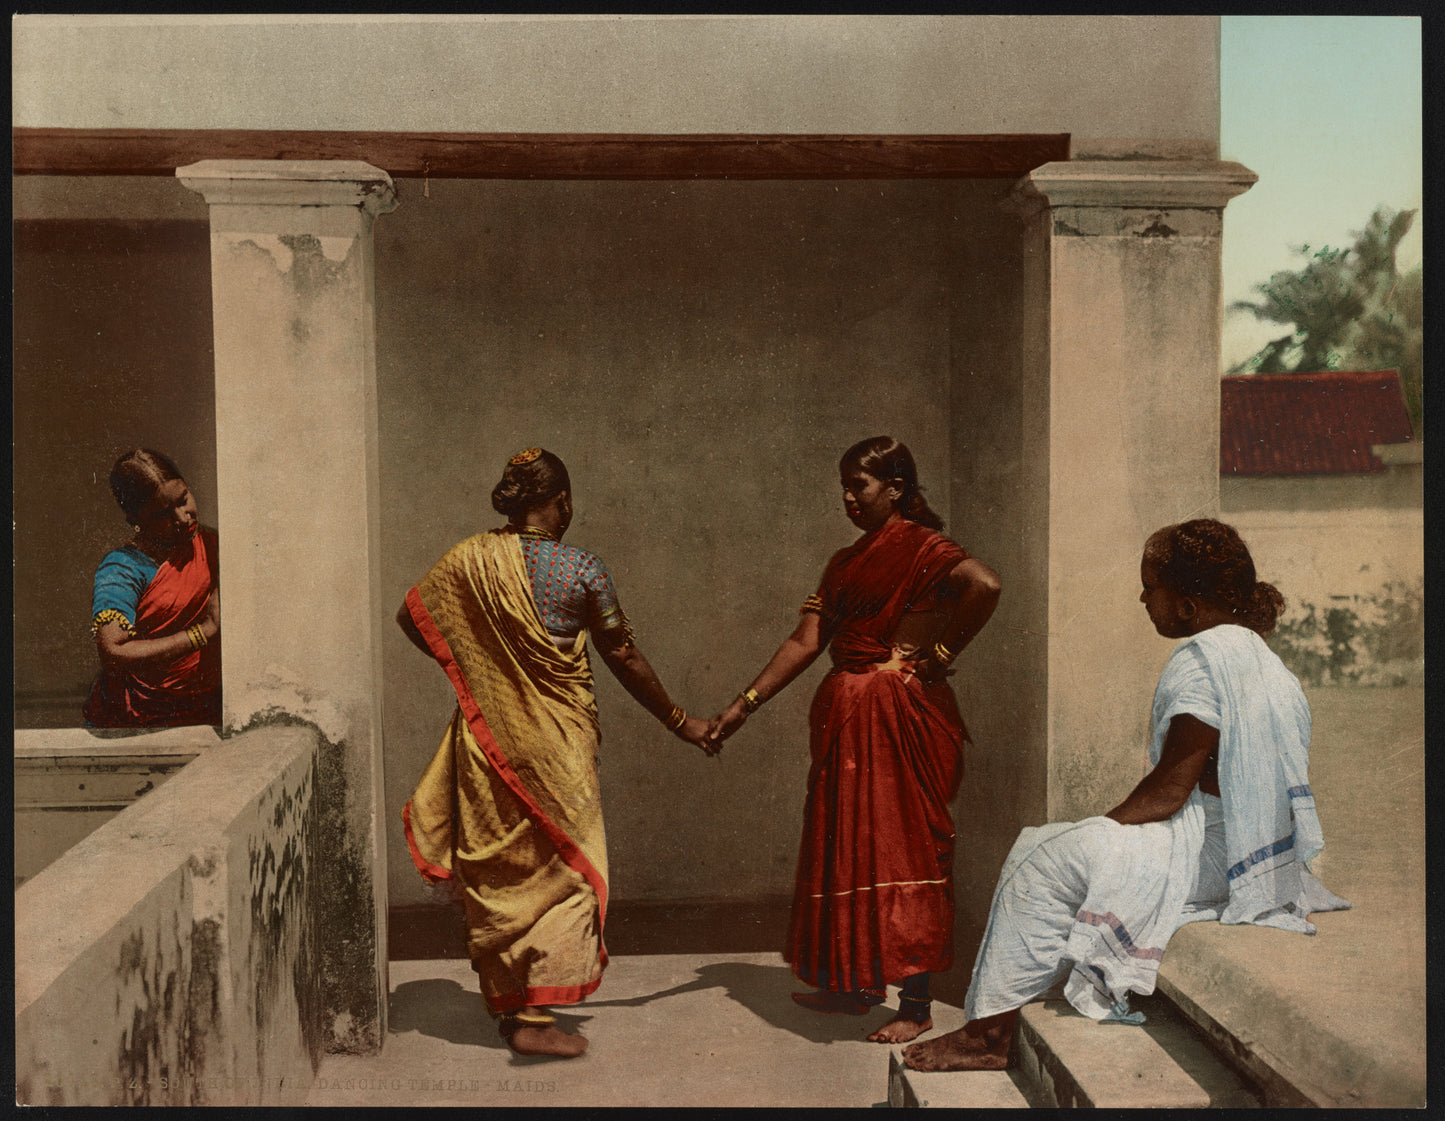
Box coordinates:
[888,1052,1031,1109]
[1015,996,1262,1109]
[887,995,1262,1108]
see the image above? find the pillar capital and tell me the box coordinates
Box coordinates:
[1009,158,1257,223]
[177,159,397,216]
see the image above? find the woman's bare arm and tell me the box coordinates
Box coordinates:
[710,611,828,741]
[95,592,219,671]
[935,557,1002,660]
[1105,713,1219,824]
[595,629,715,753]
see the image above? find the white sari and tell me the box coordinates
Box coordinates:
[964,625,1349,1021]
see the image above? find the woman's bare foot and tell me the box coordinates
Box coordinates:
[902,1011,1016,1071]
[867,1011,933,1044]
[505,1023,588,1058]
[791,990,874,1016]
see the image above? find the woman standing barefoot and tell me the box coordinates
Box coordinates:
[399,448,715,1058]
[710,436,1001,1045]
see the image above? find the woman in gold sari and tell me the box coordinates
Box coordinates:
[398,448,714,1058]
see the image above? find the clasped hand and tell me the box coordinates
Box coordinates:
[674,713,721,757]
[704,697,749,749]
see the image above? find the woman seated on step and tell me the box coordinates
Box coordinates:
[904,519,1349,1073]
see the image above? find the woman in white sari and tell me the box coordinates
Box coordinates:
[904,519,1349,1072]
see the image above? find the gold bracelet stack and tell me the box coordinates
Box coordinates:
[187,624,208,651]
[663,705,688,732]
[740,687,762,714]
[932,641,956,666]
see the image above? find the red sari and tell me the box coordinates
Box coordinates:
[84,528,221,727]
[786,515,969,992]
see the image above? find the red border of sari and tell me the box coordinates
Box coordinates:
[402,584,610,925]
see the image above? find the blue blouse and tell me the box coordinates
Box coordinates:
[516,534,628,644]
[91,545,160,634]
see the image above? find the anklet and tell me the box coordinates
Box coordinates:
[900,994,933,1023]
[499,1009,557,1037]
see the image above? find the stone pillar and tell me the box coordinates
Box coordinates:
[1012,160,1256,820]
[178,160,397,1052]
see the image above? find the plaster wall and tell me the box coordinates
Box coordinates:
[1043,206,1226,821]
[12,213,216,722]
[374,177,1011,909]
[14,725,322,1107]
[11,172,1032,930]
[945,192,1051,961]
[12,15,1218,159]
[1225,503,1424,605]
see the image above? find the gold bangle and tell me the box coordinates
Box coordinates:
[663,705,687,732]
[932,641,955,666]
[187,625,205,651]
[740,687,762,714]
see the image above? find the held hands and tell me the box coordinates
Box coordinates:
[673,713,721,757]
[706,697,750,749]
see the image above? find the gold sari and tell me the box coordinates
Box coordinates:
[402,530,608,1013]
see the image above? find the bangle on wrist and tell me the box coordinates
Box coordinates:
[663,705,687,732]
[932,641,955,666]
[740,687,762,714]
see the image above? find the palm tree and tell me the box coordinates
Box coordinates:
[1228,206,1422,437]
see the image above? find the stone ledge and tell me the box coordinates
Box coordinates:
[15,724,323,1106]
[887,1050,1030,1108]
[1016,997,1259,1109]
[1156,917,1426,1109]
[14,724,221,758]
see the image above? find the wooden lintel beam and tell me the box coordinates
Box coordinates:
[13,128,1070,180]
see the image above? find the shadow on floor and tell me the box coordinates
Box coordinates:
[582,960,904,1045]
[389,961,907,1049]
[388,978,504,1049]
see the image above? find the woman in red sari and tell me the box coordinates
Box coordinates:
[84,449,221,727]
[710,436,1001,1045]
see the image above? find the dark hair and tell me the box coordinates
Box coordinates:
[491,448,571,517]
[1144,519,1285,636]
[839,436,944,531]
[109,448,186,523]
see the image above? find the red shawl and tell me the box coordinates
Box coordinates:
[788,516,970,991]
[84,528,221,727]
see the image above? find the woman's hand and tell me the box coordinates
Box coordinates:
[708,698,749,745]
[875,644,926,682]
[675,714,720,757]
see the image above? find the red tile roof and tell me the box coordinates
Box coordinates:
[1220,370,1415,475]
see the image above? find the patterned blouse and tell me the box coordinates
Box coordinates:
[511,528,630,646]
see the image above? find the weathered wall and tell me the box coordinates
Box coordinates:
[11,172,1041,940]
[12,212,215,723]
[13,726,217,886]
[375,177,1018,909]
[945,185,1051,963]
[12,15,1218,159]
[1224,471,1425,686]
[1040,200,1230,822]
[15,726,322,1107]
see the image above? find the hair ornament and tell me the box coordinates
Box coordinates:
[509,447,543,466]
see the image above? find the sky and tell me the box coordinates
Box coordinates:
[1219,16,1422,371]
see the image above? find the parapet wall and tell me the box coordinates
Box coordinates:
[15,724,323,1107]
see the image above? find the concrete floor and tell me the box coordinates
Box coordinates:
[310,685,1425,1109]
[307,953,1025,1109]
